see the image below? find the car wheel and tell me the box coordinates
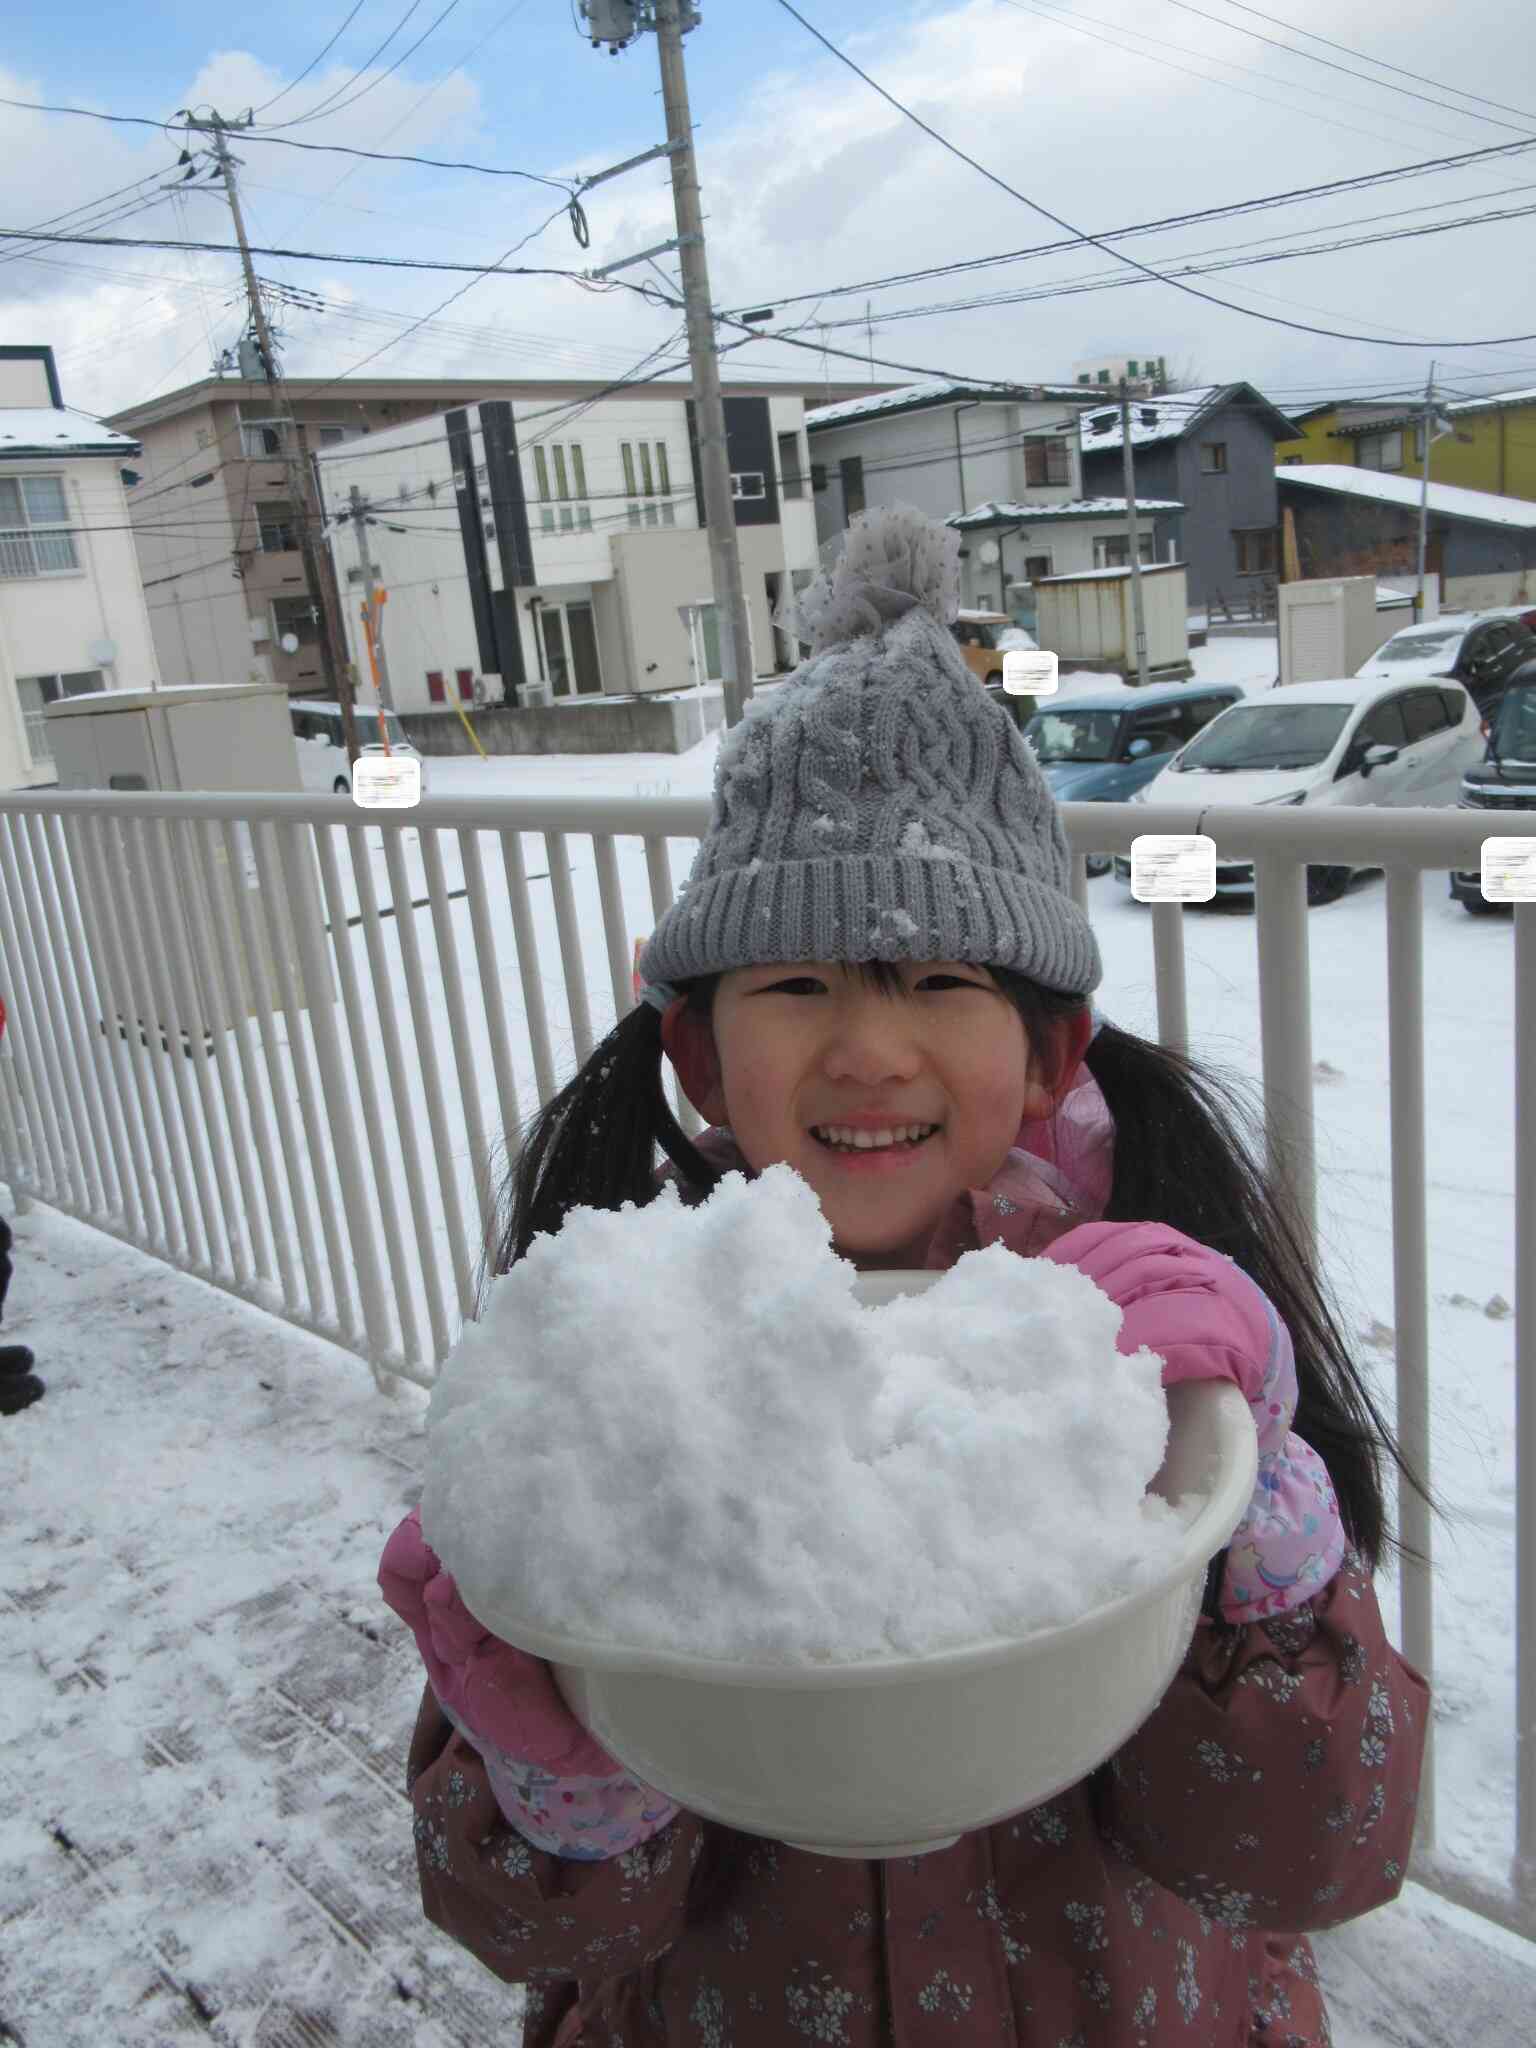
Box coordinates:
[1085,855,1112,878]
[1306,864,1350,906]
[1460,892,1506,916]
[333,775,350,796]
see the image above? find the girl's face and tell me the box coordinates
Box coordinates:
[704,960,1063,1269]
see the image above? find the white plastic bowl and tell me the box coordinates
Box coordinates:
[463,1269,1258,1860]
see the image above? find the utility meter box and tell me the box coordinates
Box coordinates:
[43,683,335,1053]
[1278,576,1384,686]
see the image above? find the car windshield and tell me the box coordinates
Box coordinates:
[1176,701,1353,771]
[1024,708,1124,763]
[1367,629,1462,668]
[1493,687,1536,759]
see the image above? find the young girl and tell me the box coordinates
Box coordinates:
[379,504,1430,2048]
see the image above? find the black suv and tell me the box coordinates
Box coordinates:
[1451,676,1536,913]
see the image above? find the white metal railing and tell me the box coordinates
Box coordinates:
[0,786,1531,1944]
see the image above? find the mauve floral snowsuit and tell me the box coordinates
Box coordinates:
[391,1077,1429,2046]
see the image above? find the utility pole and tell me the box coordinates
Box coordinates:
[1118,379,1152,689]
[1417,361,1435,623]
[350,485,395,718]
[580,2,754,727]
[184,110,360,764]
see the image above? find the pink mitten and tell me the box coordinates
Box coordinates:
[1040,1222,1346,1622]
[379,1508,680,1858]
[379,1506,618,1775]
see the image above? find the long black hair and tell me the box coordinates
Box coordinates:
[477,958,1434,1579]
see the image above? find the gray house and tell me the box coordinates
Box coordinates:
[1077,383,1301,611]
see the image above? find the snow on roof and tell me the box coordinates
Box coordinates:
[1447,384,1536,419]
[0,406,139,457]
[1036,562,1185,582]
[805,378,1086,430]
[1276,462,1536,530]
[1076,385,1223,452]
[948,496,1183,527]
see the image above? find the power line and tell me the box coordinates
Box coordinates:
[721,131,1536,318]
[1151,0,1536,135]
[767,0,1536,350]
[1001,0,1510,155]
[0,95,575,191]
[247,0,371,119]
[254,1,466,133]
[1203,0,1536,127]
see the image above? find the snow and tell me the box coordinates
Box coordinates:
[1277,463,1536,531]
[3,703,1534,2038]
[805,378,1084,431]
[950,495,1183,526]
[422,1169,1183,1665]
[1446,383,1536,419]
[0,405,139,455]
[1077,386,1224,452]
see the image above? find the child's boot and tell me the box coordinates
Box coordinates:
[0,1371,45,1415]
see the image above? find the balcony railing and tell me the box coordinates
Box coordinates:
[0,785,1531,1941]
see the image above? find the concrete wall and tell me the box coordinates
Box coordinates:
[395,688,727,757]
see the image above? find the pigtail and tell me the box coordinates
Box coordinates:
[474,987,723,1316]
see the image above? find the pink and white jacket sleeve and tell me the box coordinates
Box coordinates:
[1041,1221,1348,1623]
[378,1509,680,1861]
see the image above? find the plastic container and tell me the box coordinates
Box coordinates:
[456,1269,1258,1860]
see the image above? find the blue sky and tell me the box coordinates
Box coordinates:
[6,1,1536,423]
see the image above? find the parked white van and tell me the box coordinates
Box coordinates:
[290,698,427,797]
[1115,674,1483,905]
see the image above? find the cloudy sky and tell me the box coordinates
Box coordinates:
[5,0,1536,423]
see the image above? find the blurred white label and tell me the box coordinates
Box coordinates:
[354,751,422,809]
[1131,834,1217,902]
[1481,836,1536,902]
[1003,649,1058,695]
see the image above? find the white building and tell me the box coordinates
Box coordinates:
[804,381,1182,621]
[314,389,821,709]
[0,346,158,790]
[1072,353,1168,395]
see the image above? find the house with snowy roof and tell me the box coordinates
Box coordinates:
[803,379,1181,619]
[1276,385,1536,510]
[1077,382,1301,610]
[0,345,159,791]
[1275,464,1536,611]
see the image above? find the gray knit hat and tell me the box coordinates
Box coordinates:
[637,502,1102,1005]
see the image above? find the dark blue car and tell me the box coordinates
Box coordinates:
[1023,681,1245,875]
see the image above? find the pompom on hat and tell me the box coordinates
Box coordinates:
[636,502,1102,1006]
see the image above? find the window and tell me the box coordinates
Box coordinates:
[731,472,766,501]
[533,440,590,531]
[1023,553,1053,582]
[456,668,475,702]
[840,455,865,519]
[1402,688,1452,742]
[535,447,551,499]
[1139,407,1158,428]
[1093,532,1155,568]
[257,500,299,553]
[811,463,828,493]
[1097,369,1111,384]
[777,431,805,499]
[316,425,348,448]
[1353,697,1411,755]
[553,446,570,499]
[621,441,674,528]
[1357,429,1404,472]
[1128,360,1139,378]
[0,475,78,578]
[426,670,447,704]
[239,414,289,457]
[1023,437,1071,486]
[1087,410,1117,437]
[1234,527,1277,576]
[15,670,102,762]
[1200,442,1228,474]
[271,596,320,648]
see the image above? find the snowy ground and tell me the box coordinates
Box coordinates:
[4,639,1534,2042]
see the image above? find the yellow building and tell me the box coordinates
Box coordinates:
[1276,388,1536,503]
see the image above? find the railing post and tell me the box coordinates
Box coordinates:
[1252,853,1317,1263]
[1515,900,1536,1900]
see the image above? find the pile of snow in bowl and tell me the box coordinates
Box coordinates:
[421,1164,1193,1666]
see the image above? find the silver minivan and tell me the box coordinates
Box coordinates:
[1115,674,1484,905]
[290,697,426,796]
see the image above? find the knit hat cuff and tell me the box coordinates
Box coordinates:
[638,854,1102,1000]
